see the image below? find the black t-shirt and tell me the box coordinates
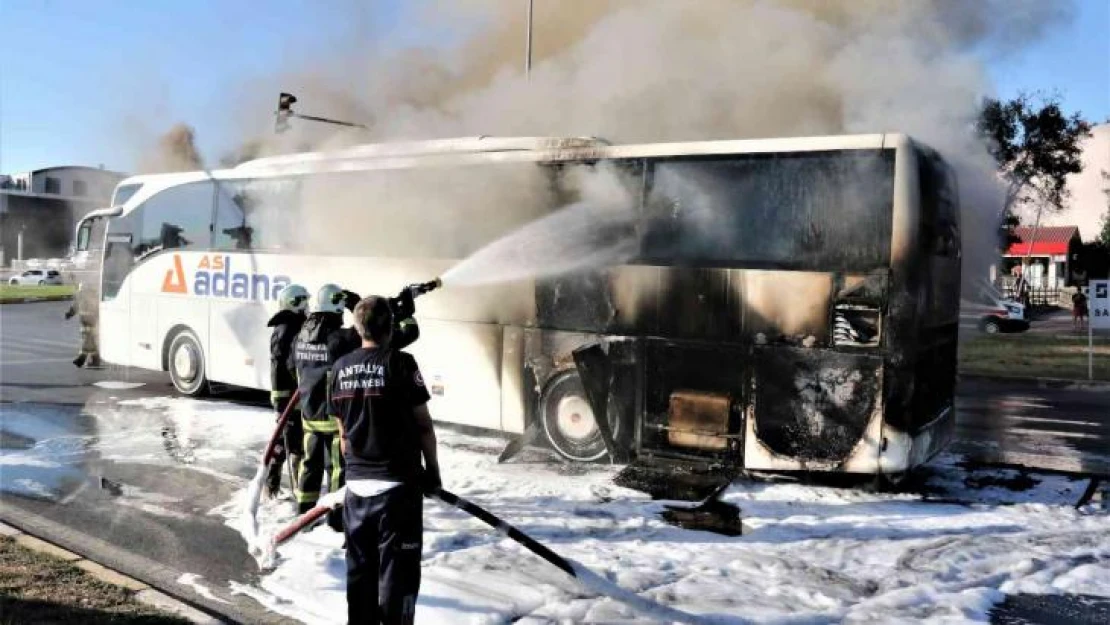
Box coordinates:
[328,347,431,482]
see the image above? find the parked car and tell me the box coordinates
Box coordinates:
[8,269,64,286]
[978,298,1029,334]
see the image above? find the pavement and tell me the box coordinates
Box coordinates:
[1,301,294,623]
[3,300,1109,624]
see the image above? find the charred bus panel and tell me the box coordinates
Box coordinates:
[519,136,959,481]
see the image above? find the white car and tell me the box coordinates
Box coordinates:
[977,299,1029,334]
[8,269,64,286]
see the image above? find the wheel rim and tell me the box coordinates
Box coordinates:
[985,323,999,334]
[173,342,199,382]
[555,395,598,442]
[540,371,619,462]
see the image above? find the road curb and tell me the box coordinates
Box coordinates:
[958,373,1110,391]
[0,295,74,305]
[0,516,235,624]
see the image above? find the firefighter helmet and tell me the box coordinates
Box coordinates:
[278,284,309,313]
[314,283,346,314]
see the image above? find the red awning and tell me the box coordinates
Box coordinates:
[1004,226,1079,257]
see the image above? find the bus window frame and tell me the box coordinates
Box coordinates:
[635,150,896,272]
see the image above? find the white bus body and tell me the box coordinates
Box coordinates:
[93,133,960,476]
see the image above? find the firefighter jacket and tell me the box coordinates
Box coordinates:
[293,312,360,432]
[267,309,306,408]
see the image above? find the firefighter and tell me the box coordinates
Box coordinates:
[329,295,441,625]
[64,283,100,368]
[265,283,310,498]
[292,283,361,514]
[388,286,421,351]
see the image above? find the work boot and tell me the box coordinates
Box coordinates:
[72,353,87,368]
[326,507,344,533]
[265,460,283,499]
[85,354,103,369]
[289,454,303,485]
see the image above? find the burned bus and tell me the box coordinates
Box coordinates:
[91,133,959,481]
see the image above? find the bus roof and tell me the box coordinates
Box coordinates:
[233,136,613,169]
[111,132,905,209]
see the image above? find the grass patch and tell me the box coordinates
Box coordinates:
[960,332,1110,381]
[0,284,74,303]
[0,536,188,624]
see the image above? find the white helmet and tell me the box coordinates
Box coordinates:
[278,284,309,313]
[314,283,346,314]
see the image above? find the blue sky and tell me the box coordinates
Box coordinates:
[2,0,1107,175]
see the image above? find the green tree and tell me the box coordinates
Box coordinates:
[977,93,1092,249]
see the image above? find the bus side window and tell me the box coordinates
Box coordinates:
[936,164,960,258]
[213,181,254,250]
[133,182,214,261]
[923,157,959,258]
[76,222,91,252]
[102,213,139,300]
[213,178,299,252]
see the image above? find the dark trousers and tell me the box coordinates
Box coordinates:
[343,484,423,625]
[267,401,303,491]
[296,428,344,513]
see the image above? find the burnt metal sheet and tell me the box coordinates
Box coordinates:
[752,347,882,462]
[667,390,732,451]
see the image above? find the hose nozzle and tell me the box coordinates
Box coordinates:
[407,278,442,298]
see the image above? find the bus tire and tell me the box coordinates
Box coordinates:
[167,329,208,397]
[540,370,619,463]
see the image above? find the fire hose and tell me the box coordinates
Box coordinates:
[266,486,573,576]
[245,388,300,539]
[257,486,704,623]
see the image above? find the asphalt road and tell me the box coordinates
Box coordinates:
[0,300,172,404]
[955,377,1110,476]
[2,301,1108,623]
[1,301,290,623]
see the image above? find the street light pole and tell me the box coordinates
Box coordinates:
[525,0,534,79]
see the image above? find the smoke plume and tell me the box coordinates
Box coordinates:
[137,123,204,174]
[222,0,1074,289]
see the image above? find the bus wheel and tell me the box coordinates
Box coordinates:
[540,370,619,463]
[168,330,208,396]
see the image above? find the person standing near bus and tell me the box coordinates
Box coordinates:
[64,282,101,368]
[293,283,361,514]
[329,295,441,625]
[1073,288,1089,331]
[265,283,310,499]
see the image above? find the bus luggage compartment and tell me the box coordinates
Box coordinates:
[628,340,884,476]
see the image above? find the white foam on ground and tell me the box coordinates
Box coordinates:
[177,573,231,605]
[13,396,1107,623]
[93,381,146,389]
[192,395,1108,625]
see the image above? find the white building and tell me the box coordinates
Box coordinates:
[0,165,126,265]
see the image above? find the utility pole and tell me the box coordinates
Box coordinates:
[525,0,534,79]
